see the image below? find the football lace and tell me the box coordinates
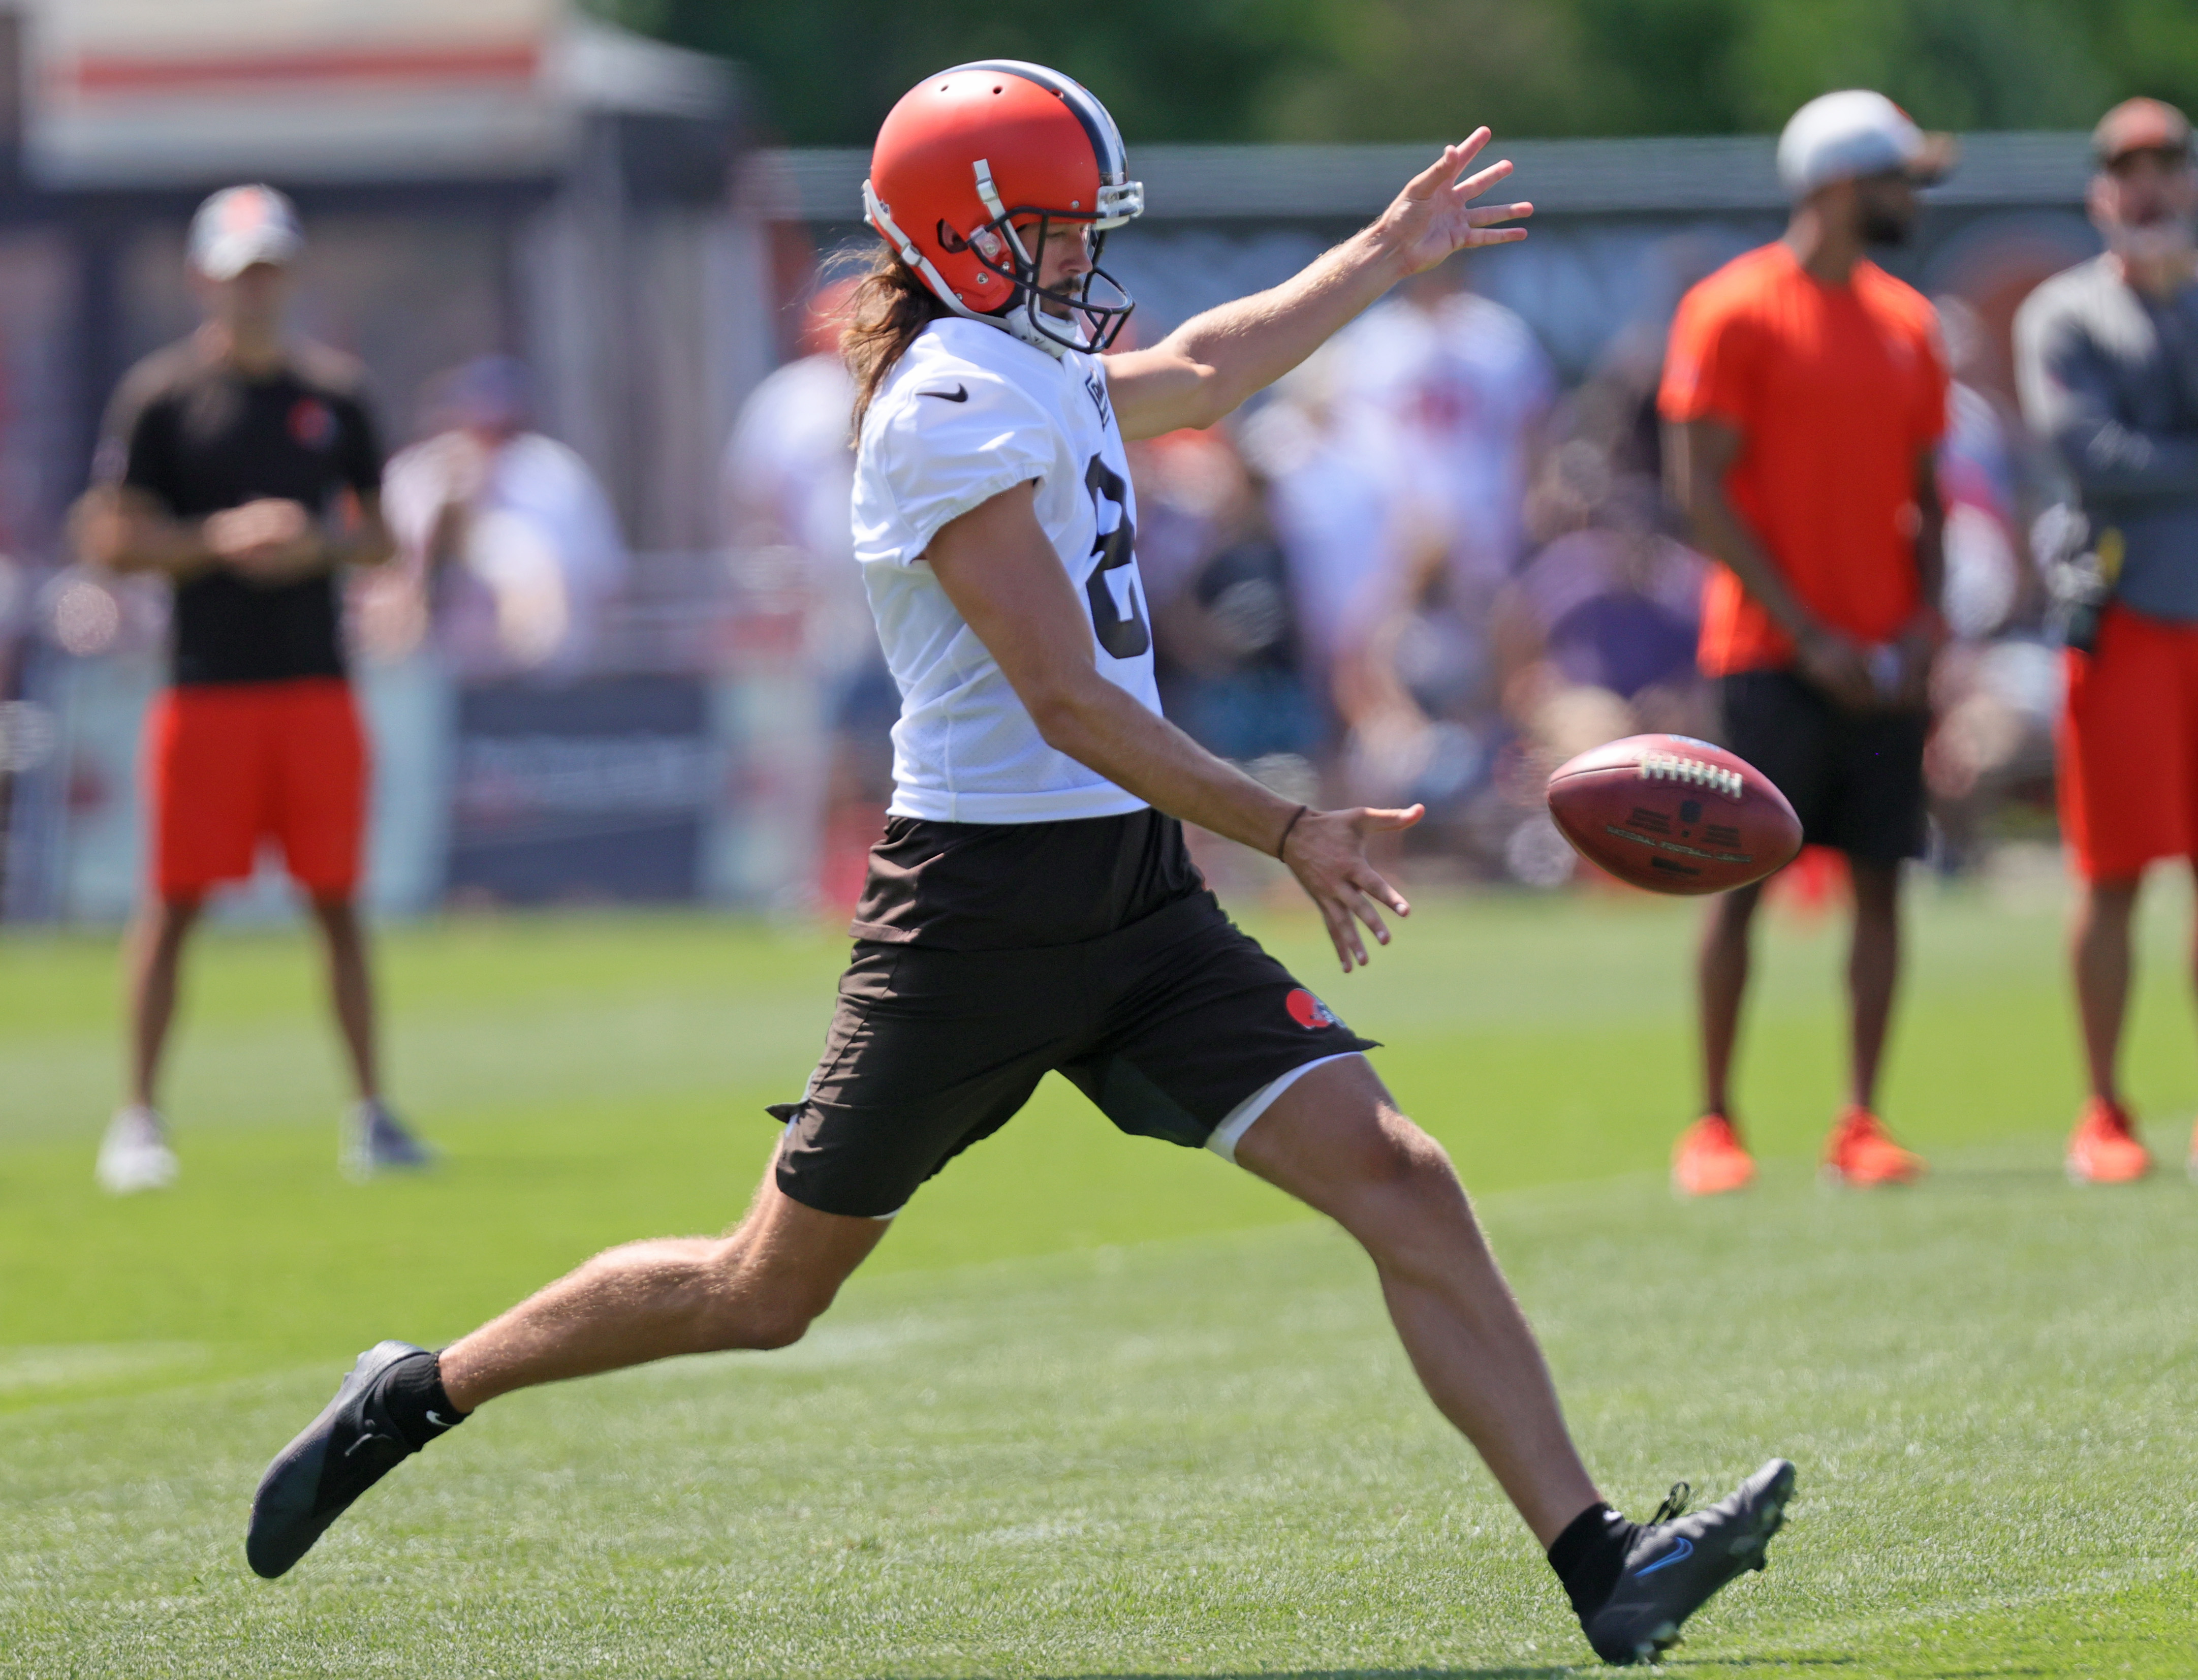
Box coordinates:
[1637,752,1743,799]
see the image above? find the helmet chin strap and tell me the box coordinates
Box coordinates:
[863,177,1073,361]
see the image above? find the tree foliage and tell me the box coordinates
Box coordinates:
[591,0,2198,144]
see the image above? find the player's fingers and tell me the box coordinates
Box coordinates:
[1348,889,1392,949]
[1448,128,1493,171]
[1454,157,1514,200]
[1402,142,1464,201]
[1357,866,1411,918]
[1462,227,1531,249]
[1321,892,1368,971]
[1465,200,1534,227]
[1313,892,1351,965]
[1357,803,1426,833]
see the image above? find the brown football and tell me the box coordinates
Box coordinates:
[1546,733,1802,896]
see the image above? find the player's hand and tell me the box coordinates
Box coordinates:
[1795,624,1878,712]
[1280,803,1424,973]
[206,499,326,583]
[1376,131,1534,278]
[1891,609,1948,711]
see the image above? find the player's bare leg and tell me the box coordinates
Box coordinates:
[313,893,433,1175]
[248,1163,885,1576]
[308,894,382,1101]
[1232,1055,1596,1541]
[1676,879,1766,1194]
[1845,859,1902,1109]
[1695,879,1765,1121]
[1820,858,1925,1184]
[440,1175,887,1407]
[99,894,202,1191]
[126,893,202,1109]
[1234,1054,1791,1661]
[2064,876,2155,1182]
[2071,877,2140,1105]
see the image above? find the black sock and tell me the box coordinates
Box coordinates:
[379,1351,469,1452]
[1547,1502,1639,1621]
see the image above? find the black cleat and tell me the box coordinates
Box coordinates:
[1582,1457,1796,1666]
[247,1341,433,1578]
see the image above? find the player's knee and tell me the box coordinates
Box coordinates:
[718,1281,829,1352]
[1342,1111,1468,1224]
[695,1248,834,1353]
[741,1306,817,1352]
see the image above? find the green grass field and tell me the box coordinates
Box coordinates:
[5,877,2197,1677]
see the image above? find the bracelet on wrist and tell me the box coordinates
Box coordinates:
[1275,803,1308,861]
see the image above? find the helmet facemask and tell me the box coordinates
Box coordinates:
[960,208,1136,352]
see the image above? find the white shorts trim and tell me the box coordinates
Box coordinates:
[1204,1051,1364,1165]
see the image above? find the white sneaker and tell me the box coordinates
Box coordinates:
[96,1105,179,1194]
[339,1098,433,1182]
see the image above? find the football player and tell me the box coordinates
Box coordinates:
[247,64,1791,1665]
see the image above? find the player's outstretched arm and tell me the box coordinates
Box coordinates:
[1105,131,1532,441]
[929,483,1421,972]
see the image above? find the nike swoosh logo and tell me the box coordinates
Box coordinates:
[1634,1535,1692,1577]
[425,1410,455,1428]
[919,385,970,402]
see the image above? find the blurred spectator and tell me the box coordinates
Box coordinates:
[379,356,629,676]
[1935,296,2048,642]
[1659,91,1953,1197]
[1328,256,1556,594]
[1273,258,1556,858]
[2014,96,2198,1183]
[1240,345,1426,748]
[1132,426,1316,766]
[1921,294,2058,872]
[720,278,893,907]
[1494,480,1708,754]
[724,281,878,710]
[71,182,428,1192]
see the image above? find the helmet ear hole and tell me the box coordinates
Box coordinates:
[935,221,970,254]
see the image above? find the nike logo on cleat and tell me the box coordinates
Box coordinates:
[919,385,970,402]
[425,1410,455,1427]
[1635,1536,1692,1576]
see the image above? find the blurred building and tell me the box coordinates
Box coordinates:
[0,0,776,920]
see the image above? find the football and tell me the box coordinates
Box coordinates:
[1546,733,1802,896]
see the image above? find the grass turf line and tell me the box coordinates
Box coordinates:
[3,884,2197,1674]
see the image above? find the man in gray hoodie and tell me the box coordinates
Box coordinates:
[2016,97,2198,1185]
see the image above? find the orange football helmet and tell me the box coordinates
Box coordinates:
[863,60,1143,354]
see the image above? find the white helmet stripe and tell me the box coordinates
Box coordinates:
[952,59,1129,184]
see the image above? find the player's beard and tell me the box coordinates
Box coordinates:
[1860,203,1915,246]
[2109,212,2198,266]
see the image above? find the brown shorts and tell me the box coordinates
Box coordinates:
[769,889,1376,1218]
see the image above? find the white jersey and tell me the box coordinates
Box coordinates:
[852,317,1160,824]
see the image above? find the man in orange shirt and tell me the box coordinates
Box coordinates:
[1657,91,1954,1195]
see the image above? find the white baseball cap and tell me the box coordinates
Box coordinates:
[187,184,304,280]
[1777,91,1956,199]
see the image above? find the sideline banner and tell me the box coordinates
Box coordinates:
[446,675,719,906]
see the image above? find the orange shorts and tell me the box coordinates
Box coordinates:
[144,676,368,900]
[2059,604,2198,884]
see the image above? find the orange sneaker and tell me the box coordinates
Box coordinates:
[1673,1113,1756,1197]
[2066,1098,2152,1185]
[1820,1106,1925,1187]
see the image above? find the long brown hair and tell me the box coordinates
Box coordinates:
[841,246,951,439]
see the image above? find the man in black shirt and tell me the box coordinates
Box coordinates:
[74,184,430,1191]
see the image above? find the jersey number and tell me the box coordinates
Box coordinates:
[1083,455,1150,660]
